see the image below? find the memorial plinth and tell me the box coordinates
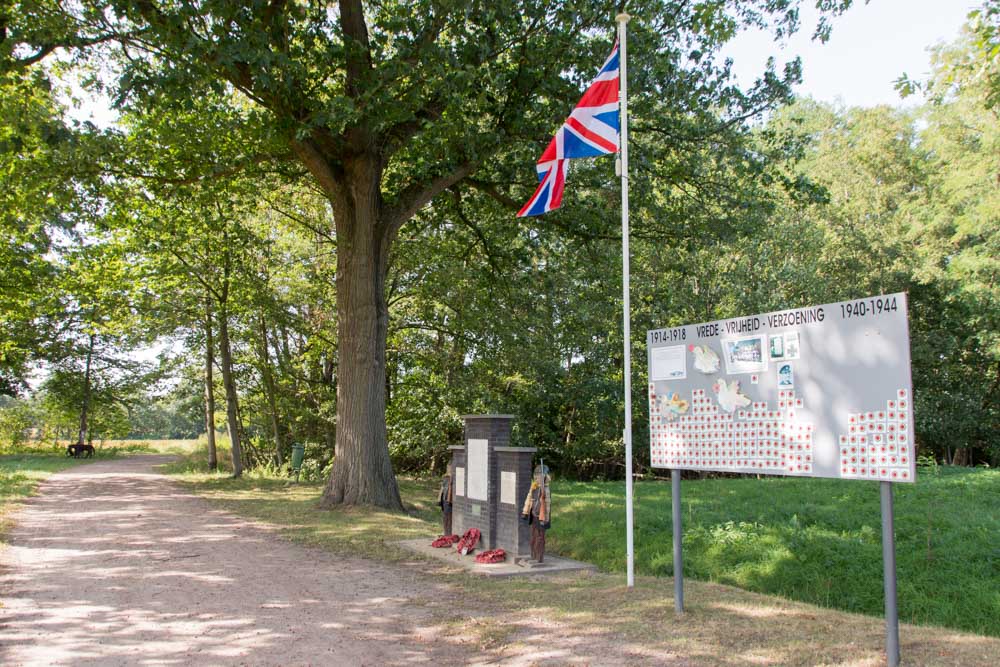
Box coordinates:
[450,415,535,556]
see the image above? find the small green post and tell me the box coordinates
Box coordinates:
[290,443,305,482]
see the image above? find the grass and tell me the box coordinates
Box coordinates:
[1,438,201,458]
[159,451,1000,664]
[0,454,83,539]
[162,450,1000,642]
[161,456,444,558]
[549,466,1000,638]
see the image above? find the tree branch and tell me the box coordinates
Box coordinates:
[466,178,521,209]
[450,188,501,274]
[263,197,337,245]
[383,161,479,236]
[109,152,283,186]
[290,138,344,203]
[0,31,138,73]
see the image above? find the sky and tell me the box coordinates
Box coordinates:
[720,0,978,108]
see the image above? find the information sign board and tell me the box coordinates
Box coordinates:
[647,293,915,482]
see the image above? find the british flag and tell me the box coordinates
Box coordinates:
[518,42,621,217]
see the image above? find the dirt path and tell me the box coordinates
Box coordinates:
[0,456,486,666]
[4,457,999,667]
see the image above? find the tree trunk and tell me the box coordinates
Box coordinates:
[76,332,95,445]
[258,312,285,466]
[952,447,969,467]
[216,255,244,477]
[204,295,218,471]
[318,156,402,510]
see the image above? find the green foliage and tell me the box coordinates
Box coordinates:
[1,0,860,501]
[549,469,1000,637]
[1,2,996,484]
[126,386,204,440]
[0,397,36,447]
[0,68,102,392]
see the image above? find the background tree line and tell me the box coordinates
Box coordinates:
[0,2,996,492]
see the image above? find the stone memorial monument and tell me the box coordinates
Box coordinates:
[449,415,536,558]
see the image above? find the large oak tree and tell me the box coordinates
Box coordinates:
[1,0,846,508]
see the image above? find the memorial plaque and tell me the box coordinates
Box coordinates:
[467,438,489,500]
[647,293,915,482]
[455,467,465,496]
[500,471,517,505]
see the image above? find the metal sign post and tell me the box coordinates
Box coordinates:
[672,468,684,612]
[647,293,915,653]
[881,481,901,666]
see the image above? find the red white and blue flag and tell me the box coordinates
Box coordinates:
[517,42,621,217]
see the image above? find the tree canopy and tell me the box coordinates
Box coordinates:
[1,2,997,494]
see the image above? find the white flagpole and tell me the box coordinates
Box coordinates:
[615,11,635,589]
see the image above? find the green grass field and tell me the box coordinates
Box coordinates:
[163,445,1000,638]
[0,439,201,457]
[548,466,1000,637]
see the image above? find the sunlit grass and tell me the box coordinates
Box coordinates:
[2,438,200,456]
[166,447,1000,641]
[548,466,1000,637]
[161,455,443,560]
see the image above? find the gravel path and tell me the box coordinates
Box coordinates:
[0,456,477,666]
[12,457,988,666]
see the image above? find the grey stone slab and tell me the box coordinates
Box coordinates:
[397,539,598,578]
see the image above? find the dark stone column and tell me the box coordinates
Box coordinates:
[458,415,512,550]
[448,416,537,555]
[495,446,537,557]
[448,446,466,536]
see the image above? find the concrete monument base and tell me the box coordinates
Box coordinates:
[397,539,597,578]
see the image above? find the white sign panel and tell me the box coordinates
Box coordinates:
[467,439,489,501]
[647,293,915,483]
[455,467,465,496]
[500,471,517,505]
[650,345,687,380]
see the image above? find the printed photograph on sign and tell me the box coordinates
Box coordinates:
[784,332,801,359]
[722,335,767,374]
[769,335,784,359]
[777,363,794,387]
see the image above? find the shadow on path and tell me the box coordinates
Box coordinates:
[0,456,463,666]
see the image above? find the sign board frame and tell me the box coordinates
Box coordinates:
[646,292,916,483]
[649,292,911,665]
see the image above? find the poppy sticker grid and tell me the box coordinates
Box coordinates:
[649,385,914,481]
[648,386,815,476]
[838,388,913,481]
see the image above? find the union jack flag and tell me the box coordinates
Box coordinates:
[518,42,621,217]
